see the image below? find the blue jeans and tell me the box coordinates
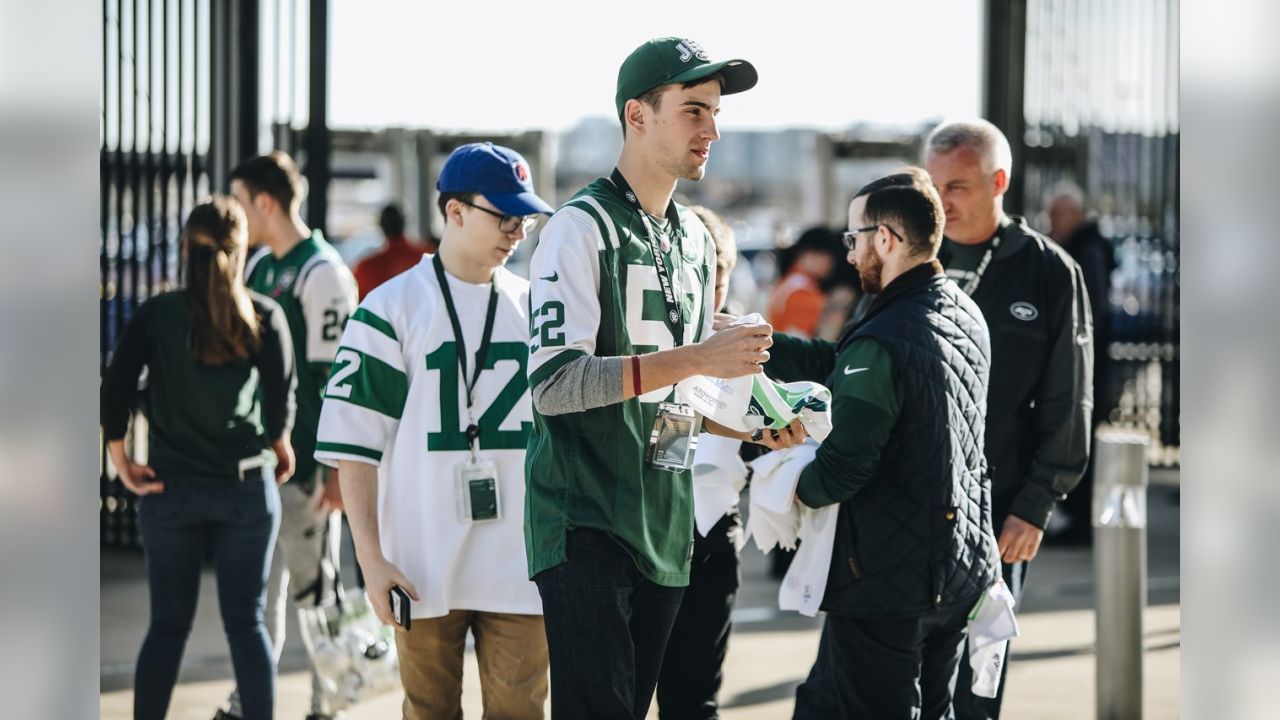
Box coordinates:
[133,470,280,720]
[534,529,685,720]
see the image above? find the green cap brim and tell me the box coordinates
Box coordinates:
[666,59,758,96]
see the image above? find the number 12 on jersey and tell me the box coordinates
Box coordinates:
[425,341,531,451]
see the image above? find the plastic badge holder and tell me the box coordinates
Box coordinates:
[455,458,501,524]
[647,402,700,471]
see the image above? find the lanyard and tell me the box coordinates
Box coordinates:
[432,254,499,453]
[960,232,1003,296]
[608,167,686,345]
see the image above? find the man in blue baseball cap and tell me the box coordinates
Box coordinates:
[319,141,553,719]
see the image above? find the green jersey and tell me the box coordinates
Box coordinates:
[525,178,716,587]
[247,231,358,480]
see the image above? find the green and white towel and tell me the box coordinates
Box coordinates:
[675,313,832,441]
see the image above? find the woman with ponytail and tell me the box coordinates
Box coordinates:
[102,196,297,720]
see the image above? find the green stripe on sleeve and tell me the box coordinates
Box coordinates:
[315,441,383,462]
[350,307,397,341]
[325,347,409,418]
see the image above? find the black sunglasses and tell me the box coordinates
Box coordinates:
[458,199,540,234]
[841,224,904,251]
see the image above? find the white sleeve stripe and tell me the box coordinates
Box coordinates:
[338,320,405,371]
[564,199,618,250]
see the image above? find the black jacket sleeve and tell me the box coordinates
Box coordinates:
[1009,259,1094,528]
[101,302,153,441]
[253,298,297,443]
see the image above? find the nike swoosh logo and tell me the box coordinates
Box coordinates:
[540,272,559,282]
[844,366,869,375]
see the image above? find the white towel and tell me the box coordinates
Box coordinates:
[691,434,748,538]
[778,502,839,617]
[744,442,818,552]
[967,580,1020,697]
[676,314,832,441]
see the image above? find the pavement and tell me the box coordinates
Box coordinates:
[100,485,1180,719]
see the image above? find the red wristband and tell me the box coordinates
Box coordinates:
[631,355,642,397]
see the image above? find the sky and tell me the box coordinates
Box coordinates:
[326,0,983,133]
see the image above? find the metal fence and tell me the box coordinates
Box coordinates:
[1008,0,1180,465]
[100,0,320,548]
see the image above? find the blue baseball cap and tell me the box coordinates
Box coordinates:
[436,142,555,217]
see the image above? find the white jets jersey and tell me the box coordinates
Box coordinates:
[315,256,540,618]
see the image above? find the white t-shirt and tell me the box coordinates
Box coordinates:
[315,256,541,619]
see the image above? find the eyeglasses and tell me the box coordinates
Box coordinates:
[841,224,904,251]
[458,199,540,234]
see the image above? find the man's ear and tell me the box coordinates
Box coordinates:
[624,98,647,136]
[255,191,276,216]
[992,168,1010,197]
[445,198,468,228]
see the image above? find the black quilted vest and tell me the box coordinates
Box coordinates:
[822,264,999,617]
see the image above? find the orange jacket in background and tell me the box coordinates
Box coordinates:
[768,270,825,338]
[353,236,434,300]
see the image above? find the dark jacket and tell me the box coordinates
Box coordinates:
[938,215,1093,530]
[1059,220,1114,423]
[101,291,297,480]
[817,263,998,617]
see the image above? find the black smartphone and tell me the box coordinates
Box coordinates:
[389,586,411,630]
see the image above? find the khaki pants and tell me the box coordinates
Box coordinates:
[396,610,549,720]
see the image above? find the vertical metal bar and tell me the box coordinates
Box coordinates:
[983,0,1028,215]
[272,0,280,141]
[238,0,260,162]
[144,0,155,298]
[101,0,111,370]
[176,0,186,261]
[114,0,126,355]
[304,0,329,232]
[288,0,297,154]
[131,0,141,316]
[188,0,200,280]
[160,0,171,289]
[208,0,225,189]
[101,0,113,546]
[1093,430,1149,719]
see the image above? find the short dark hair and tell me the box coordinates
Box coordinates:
[436,191,478,225]
[853,167,945,257]
[621,74,723,137]
[779,226,841,277]
[229,150,304,214]
[379,203,406,237]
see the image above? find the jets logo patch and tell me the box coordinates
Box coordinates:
[1010,301,1038,321]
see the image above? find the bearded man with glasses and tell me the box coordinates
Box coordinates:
[766,168,1001,719]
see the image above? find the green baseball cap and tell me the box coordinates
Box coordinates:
[615,37,758,117]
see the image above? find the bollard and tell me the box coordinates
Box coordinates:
[1093,430,1149,720]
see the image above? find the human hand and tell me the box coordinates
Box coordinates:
[271,439,295,485]
[997,515,1045,563]
[360,556,421,628]
[749,418,808,451]
[694,322,772,378]
[117,460,164,495]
